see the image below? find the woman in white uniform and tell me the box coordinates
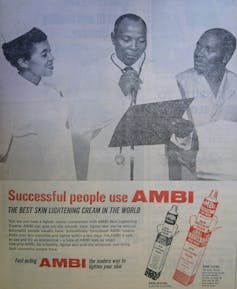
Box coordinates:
[0,27,76,179]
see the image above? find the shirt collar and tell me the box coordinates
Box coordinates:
[111,53,145,73]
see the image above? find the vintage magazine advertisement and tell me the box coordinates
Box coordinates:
[1,181,237,289]
[0,0,237,288]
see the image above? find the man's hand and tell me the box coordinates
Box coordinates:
[168,118,194,138]
[119,68,142,96]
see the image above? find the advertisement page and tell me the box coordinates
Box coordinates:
[0,181,236,289]
[0,0,237,288]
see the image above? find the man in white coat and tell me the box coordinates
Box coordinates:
[76,14,192,180]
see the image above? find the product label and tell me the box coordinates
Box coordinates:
[156,233,173,246]
[186,226,212,247]
[175,241,205,276]
[198,198,218,218]
[147,237,170,272]
[165,212,177,225]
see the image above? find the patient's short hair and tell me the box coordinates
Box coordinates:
[203,28,236,59]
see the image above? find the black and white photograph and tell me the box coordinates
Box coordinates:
[1,0,236,181]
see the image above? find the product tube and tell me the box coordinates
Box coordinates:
[145,205,179,280]
[173,190,219,286]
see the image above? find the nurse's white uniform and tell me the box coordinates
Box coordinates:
[0,73,76,180]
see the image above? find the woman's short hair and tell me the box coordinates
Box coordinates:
[2,27,47,70]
